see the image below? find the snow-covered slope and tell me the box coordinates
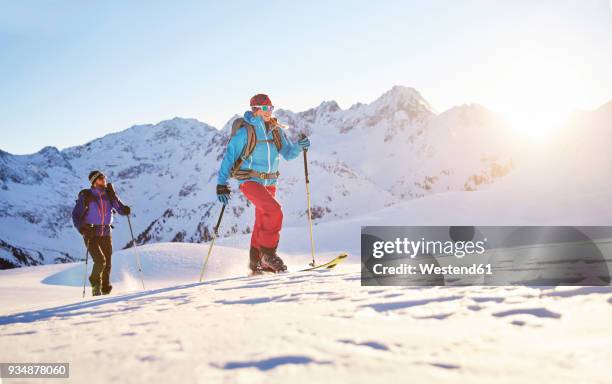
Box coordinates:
[0,244,610,384]
[0,86,522,268]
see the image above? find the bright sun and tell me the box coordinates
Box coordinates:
[493,53,577,141]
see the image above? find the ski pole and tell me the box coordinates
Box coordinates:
[300,134,316,267]
[199,204,226,282]
[82,239,90,298]
[127,214,146,290]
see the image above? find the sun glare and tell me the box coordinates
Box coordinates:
[492,52,578,142]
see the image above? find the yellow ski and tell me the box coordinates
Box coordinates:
[298,253,349,272]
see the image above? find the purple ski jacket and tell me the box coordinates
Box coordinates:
[72,187,129,237]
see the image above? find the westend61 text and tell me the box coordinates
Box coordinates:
[372,263,493,276]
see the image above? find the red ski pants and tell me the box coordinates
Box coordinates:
[239,181,283,249]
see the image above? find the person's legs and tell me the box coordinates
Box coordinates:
[99,236,113,293]
[240,181,286,272]
[247,191,263,271]
[251,204,261,249]
[247,185,277,270]
[239,181,282,249]
[85,237,106,291]
[265,184,277,198]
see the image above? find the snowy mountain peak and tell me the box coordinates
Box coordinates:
[372,85,434,113]
[152,117,216,135]
[0,145,73,186]
[384,84,421,98]
[37,146,60,155]
[433,104,508,132]
[157,116,211,127]
[36,146,73,169]
[315,100,341,113]
[438,103,493,118]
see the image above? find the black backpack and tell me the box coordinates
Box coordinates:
[77,189,96,219]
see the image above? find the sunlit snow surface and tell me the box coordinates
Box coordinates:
[1,242,611,383]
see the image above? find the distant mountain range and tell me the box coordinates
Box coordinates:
[1,85,609,268]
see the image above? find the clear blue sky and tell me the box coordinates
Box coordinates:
[1,0,611,154]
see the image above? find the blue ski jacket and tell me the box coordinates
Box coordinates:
[72,187,129,237]
[217,111,302,186]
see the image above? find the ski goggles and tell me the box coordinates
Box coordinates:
[251,105,274,112]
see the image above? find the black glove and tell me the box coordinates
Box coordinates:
[123,205,131,215]
[80,225,95,239]
[217,184,230,205]
[106,183,117,202]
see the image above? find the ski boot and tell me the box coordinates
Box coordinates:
[101,284,113,295]
[249,247,262,272]
[248,247,269,276]
[259,246,287,273]
[92,284,102,296]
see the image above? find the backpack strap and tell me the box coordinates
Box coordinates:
[78,189,95,218]
[229,118,257,178]
[269,118,283,151]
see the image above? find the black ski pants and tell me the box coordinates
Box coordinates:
[84,236,113,290]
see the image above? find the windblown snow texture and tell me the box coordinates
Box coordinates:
[0,243,610,383]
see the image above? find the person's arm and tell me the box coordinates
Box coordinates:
[107,183,130,215]
[111,194,130,216]
[278,129,303,161]
[217,128,247,185]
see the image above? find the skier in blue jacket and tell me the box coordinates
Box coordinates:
[217,93,310,274]
[72,170,131,295]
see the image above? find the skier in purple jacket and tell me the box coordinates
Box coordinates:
[72,170,131,296]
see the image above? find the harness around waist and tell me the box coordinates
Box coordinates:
[84,224,114,228]
[232,170,280,180]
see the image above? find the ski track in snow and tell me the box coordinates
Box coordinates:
[1,244,611,383]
